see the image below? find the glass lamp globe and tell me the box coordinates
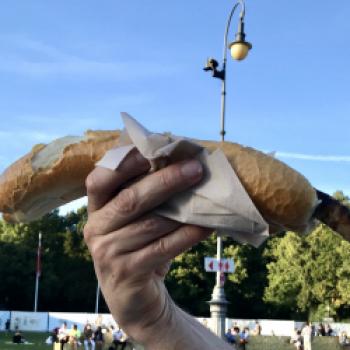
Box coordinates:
[229,41,252,61]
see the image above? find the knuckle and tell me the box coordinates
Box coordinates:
[181,225,193,240]
[153,237,169,256]
[111,188,138,215]
[83,222,94,242]
[141,216,159,233]
[90,240,104,261]
[85,171,100,194]
[158,168,176,188]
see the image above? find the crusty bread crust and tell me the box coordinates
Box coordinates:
[0,130,119,222]
[0,131,317,233]
[200,141,317,233]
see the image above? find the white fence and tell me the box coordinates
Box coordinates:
[48,312,117,330]
[1,311,350,336]
[0,311,10,330]
[2,311,116,332]
[11,311,48,332]
[226,319,296,336]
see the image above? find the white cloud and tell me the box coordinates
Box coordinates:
[276,152,350,162]
[0,35,181,80]
[0,34,74,61]
[0,60,179,79]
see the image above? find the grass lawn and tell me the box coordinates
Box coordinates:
[0,332,343,350]
[247,335,342,350]
[0,332,49,350]
[0,332,139,350]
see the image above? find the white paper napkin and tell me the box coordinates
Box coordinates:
[96,113,269,247]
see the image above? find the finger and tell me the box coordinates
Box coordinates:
[88,159,203,235]
[86,149,149,213]
[90,214,181,257]
[132,225,212,273]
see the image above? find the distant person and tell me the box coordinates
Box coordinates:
[311,324,316,337]
[5,319,10,333]
[58,322,70,350]
[51,327,59,343]
[253,321,261,336]
[325,323,333,336]
[232,326,240,345]
[83,323,95,350]
[225,328,236,345]
[302,322,313,350]
[12,327,26,344]
[339,331,349,346]
[69,324,81,350]
[109,325,128,350]
[238,327,249,350]
[201,319,209,328]
[290,329,303,350]
[94,326,104,350]
[317,323,325,336]
[46,328,61,345]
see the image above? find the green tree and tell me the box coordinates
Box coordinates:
[263,224,350,320]
[263,231,305,318]
[165,233,216,316]
[0,207,98,312]
[224,240,269,318]
[333,190,350,207]
[166,234,268,318]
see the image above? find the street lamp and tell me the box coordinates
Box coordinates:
[203,0,252,339]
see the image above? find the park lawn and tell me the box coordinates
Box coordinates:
[0,332,138,350]
[247,335,342,350]
[0,332,50,350]
[0,332,343,350]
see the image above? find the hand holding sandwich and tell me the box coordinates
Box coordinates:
[84,150,233,349]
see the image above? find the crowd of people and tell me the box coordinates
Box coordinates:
[223,320,350,349]
[290,322,350,350]
[50,321,131,350]
[290,323,312,350]
[7,316,350,349]
[224,321,261,349]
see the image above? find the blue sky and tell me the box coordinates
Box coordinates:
[0,0,349,214]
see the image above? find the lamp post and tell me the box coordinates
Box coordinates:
[203,0,252,339]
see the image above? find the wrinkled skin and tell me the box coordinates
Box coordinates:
[83,149,211,346]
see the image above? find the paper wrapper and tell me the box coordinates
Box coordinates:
[96,113,269,247]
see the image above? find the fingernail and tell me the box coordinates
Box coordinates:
[180,160,202,179]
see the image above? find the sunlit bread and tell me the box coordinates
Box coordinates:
[0,130,120,223]
[0,131,317,233]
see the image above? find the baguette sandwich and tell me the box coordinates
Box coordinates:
[0,130,349,241]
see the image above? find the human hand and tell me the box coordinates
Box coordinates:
[84,150,211,345]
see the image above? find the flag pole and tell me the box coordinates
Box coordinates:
[34,232,42,312]
[95,283,100,313]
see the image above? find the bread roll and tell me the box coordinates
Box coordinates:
[0,130,119,223]
[199,141,317,233]
[0,129,334,238]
